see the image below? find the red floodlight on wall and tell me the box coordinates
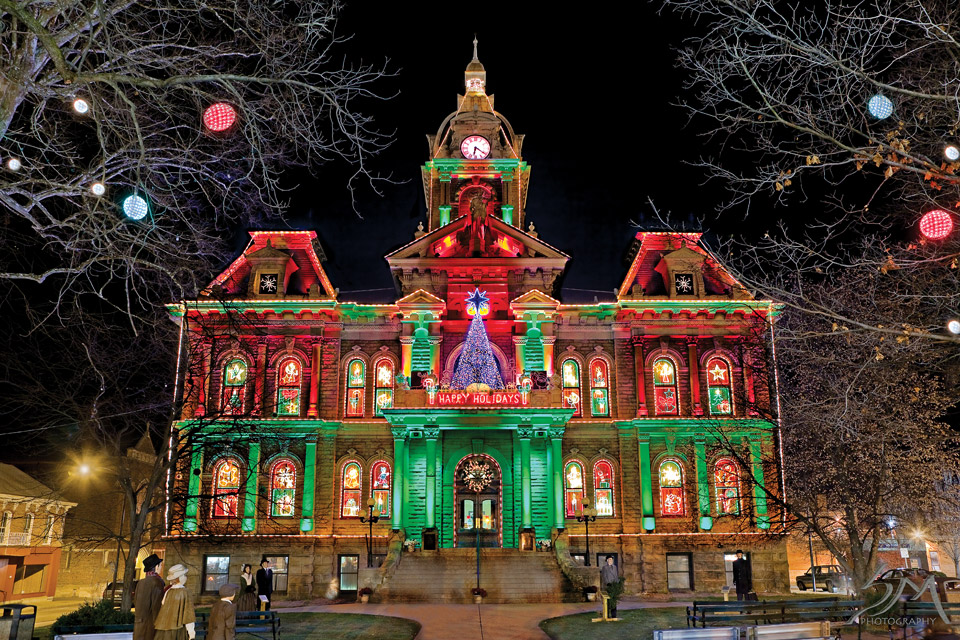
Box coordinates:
[919,209,954,240]
[203,103,237,133]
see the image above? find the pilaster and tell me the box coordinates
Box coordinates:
[242,439,260,532]
[694,438,713,530]
[392,428,407,531]
[638,434,655,531]
[300,438,317,531]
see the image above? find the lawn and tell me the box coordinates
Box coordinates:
[36,612,420,640]
[540,606,686,640]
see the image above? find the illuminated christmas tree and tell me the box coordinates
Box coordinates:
[451,288,504,390]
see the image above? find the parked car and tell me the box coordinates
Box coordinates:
[874,568,953,599]
[102,580,138,606]
[796,565,850,592]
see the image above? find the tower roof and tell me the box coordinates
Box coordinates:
[465,36,487,94]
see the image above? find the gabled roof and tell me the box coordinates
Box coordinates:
[204,231,336,299]
[618,232,749,300]
[0,464,56,499]
[385,214,569,262]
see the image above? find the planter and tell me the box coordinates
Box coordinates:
[473,595,483,605]
[360,594,370,604]
[586,592,596,602]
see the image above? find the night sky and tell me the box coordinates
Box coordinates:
[269,3,736,303]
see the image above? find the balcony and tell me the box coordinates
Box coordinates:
[393,388,560,409]
[1,532,33,546]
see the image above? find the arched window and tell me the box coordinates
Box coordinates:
[0,511,10,544]
[659,459,685,516]
[221,358,248,415]
[43,514,56,544]
[715,458,741,515]
[589,358,610,417]
[23,513,34,537]
[341,461,362,518]
[706,357,733,416]
[653,357,679,416]
[593,460,615,517]
[374,359,394,416]
[345,359,365,417]
[561,359,582,417]
[370,461,392,517]
[270,459,297,517]
[276,357,302,416]
[212,457,241,518]
[563,461,585,517]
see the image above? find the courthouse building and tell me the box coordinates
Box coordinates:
[161,48,790,602]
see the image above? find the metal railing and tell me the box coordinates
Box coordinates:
[1,532,32,546]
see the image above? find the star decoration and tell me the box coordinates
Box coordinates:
[709,364,728,382]
[465,287,488,314]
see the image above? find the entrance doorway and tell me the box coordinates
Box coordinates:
[454,454,501,548]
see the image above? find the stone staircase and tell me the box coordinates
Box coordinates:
[373,548,579,603]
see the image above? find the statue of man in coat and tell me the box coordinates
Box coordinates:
[732,550,753,601]
[133,554,164,640]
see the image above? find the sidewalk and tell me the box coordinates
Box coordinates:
[279,599,690,640]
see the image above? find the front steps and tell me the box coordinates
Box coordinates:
[374,548,579,603]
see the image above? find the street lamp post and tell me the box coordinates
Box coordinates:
[577,498,598,566]
[359,498,380,568]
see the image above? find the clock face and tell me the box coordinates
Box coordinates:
[460,135,491,160]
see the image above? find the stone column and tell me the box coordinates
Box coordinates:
[543,336,556,377]
[545,432,555,530]
[195,343,212,417]
[519,428,533,529]
[242,439,260,532]
[300,438,317,532]
[749,436,770,529]
[424,429,438,529]
[184,435,203,533]
[687,341,703,415]
[429,337,442,377]
[742,348,757,415]
[694,439,713,530]
[638,434,655,531]
[550,429,564,530]
[513,336,527,378]
[253,340,268,415]
[307,341,322,418]
[391,428,407,531]
[632,337,647,416]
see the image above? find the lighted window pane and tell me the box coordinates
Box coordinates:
[706,358,733,416]
[462,499,474,529]
[346,388,364,417]
[342,491,361,517]
[562,359,582,416]
[370,461,391,517]
[593,460,615,517]
[653,358,679,416]
[715,459,740,515]
[277,389,300,416]
[276,358,302,417]
[375,389,393,416]
[213,459,241,518]
[659,460,685,517]
[481,500,495,530]
[374,359,394,416]
[341,461,362,518]
[221,359,247,415]
[270,460,296,517]
[345,359,365,417]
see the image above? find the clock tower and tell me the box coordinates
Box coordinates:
[422,39,531,232]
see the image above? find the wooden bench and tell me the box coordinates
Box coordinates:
[655,627,740,640]
[195,610,280,640]
[53,623,135,640]
[748,621,833,640]
[687,599,862,629]
[891,601,960,640]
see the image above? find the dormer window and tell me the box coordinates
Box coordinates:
[258,273,279,295]
[674,273,694,295]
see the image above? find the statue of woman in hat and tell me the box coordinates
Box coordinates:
[154,564,196,640]
[134,554,164,640]
[235,564,257,612]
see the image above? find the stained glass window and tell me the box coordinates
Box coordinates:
[561,359,582,417]
[564,461,585,517]
[212,458,241,518]
[370,460,391,518]
[276,358,302,417]
[221,358,247,415]
[270,459,296,517]
[706,357,733,416]
[653,358,679,416]
[659,459,685,516]
[593,460,615,516]
[345,359,365,417]
[715,458,741,515]
[374,359,394,416]
[341,461,362,518]
[589,358,610,417]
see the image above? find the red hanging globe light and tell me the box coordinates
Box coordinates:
[919,209,954,240]
[202,102,237,132]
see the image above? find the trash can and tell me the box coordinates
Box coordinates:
[0,604,36,640]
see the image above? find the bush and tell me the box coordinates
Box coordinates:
[583,585,598,594]
[54,600,136,631]
[359,587,373,596]
[606,578,625,611]
[471,588,487,597]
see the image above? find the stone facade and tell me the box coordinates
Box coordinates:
[160,51,790,602]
